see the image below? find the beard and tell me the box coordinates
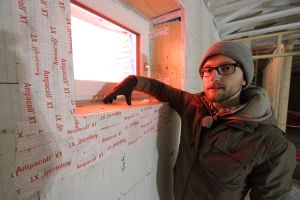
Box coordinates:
[205,85,242,103]
[206,89,228,102]
[205,82,228,102]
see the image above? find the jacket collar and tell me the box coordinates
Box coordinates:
[201,86,274,129]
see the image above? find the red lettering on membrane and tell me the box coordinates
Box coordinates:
[43,71,53,98]
[56,123,63,131]
[55,114,62,121]
[41,8,48,17]
[50,26,58,65]
[28,116,37,124]
[78,134,98,145]
[55,151,62,159]
[24,83,35,113]
[15,154,52,176]
[40,0,48,7]
[102,133,117,142]
[31,34,37,42]
[18,131,23,139]
[106,111,121,119]
[43,160,71,177]
[71,99,76,105]
[19,15,28,24]
[50,26,56,34]
[64,87,70,94]
[77,157,97,170]
[68,141,75,148]
[59,1,65,9]
[66,18,72,53]
[47,101,53,109]
[30,174,39,183]
[32,46,40,75]
[61,58,69,85]
[67,122,97,134]
[18,0,27,13]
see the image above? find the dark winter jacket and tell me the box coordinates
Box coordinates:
[135,76,296,200]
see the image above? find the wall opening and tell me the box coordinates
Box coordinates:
[71,2,139,103]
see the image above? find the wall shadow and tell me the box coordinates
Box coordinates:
[155,104,181,200]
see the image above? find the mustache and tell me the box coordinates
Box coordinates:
[207,83,225,89]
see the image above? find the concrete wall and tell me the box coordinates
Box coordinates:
[178,0,221,92]
[0,0,219,200]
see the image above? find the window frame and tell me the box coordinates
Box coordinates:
[70,0,141,103]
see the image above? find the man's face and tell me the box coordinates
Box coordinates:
[202,55,246,103]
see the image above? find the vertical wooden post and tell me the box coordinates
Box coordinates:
[262,44,293,131]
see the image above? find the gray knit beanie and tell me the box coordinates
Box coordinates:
[199,41,254,88]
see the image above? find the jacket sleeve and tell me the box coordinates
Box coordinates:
[248,131,296,200]
[135,76,193,116]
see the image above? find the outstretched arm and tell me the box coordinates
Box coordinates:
[103,75,137,105]
[103,75,193,115]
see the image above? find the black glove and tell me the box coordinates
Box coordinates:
[103,75,137,105]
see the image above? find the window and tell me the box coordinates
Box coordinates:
[71,3,138,102]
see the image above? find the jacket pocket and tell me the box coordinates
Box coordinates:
[201,139,253,186]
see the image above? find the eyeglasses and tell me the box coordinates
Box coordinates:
[200,63,240,77]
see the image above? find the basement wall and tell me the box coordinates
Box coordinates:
[0,0,219,200]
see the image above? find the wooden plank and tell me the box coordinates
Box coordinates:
[253,51,300,59]
[123,0,180,19]
[213,0,269,15]
[277,46,293,131]
[216,1,264,25]
[262,45,293,131]
[220,27,240,38]
[223,22,300,40]
[233,29,300,42]
[220,7,300,31]
[151,20,183,89]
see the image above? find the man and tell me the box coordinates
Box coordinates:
[103,41,296,199]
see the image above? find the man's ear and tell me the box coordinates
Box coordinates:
[242,80,246,86]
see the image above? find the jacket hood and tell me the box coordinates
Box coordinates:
[202,86,274,126]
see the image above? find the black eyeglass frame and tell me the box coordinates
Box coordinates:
[200,63,241,78]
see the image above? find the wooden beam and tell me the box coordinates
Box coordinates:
[253,51,300,59]
[220,27,240,38]
[215,0,240,7]
[213,0,270,15]
[215,7,262,25]
[233,29,300,42]
[223,22,300,40]
[219,7,300,31]
[216,2,264,25]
